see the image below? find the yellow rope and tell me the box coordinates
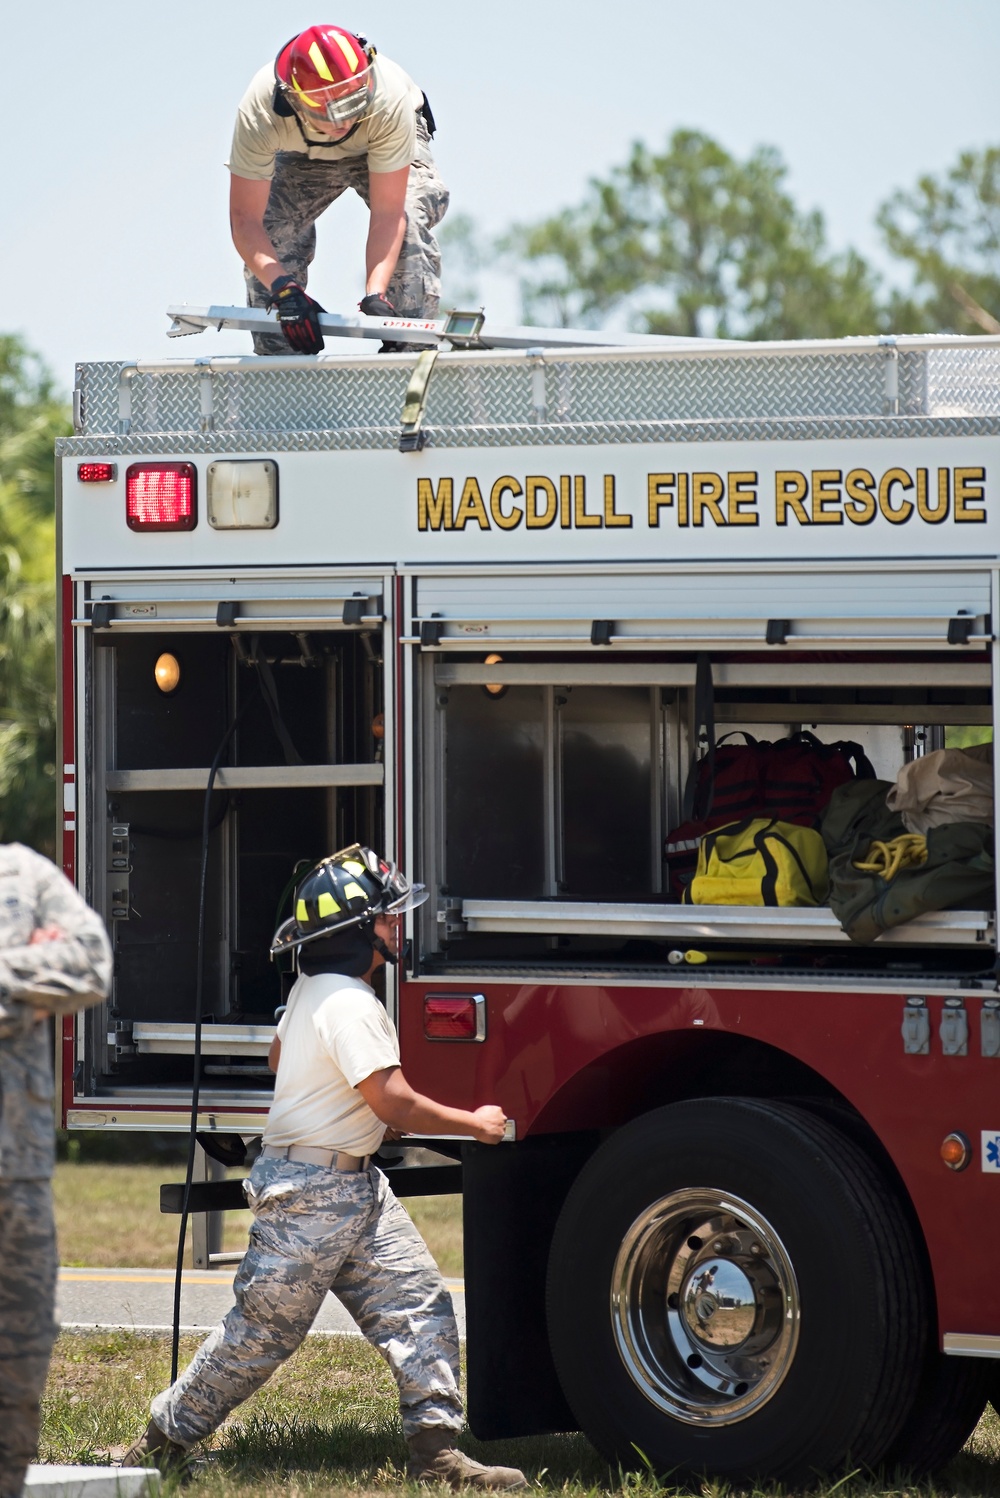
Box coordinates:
[854,834,928,881]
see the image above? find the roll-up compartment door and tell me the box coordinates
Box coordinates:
[413,566,993,650]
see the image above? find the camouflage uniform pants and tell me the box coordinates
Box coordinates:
[0,1180,58,1498]
[151,1156,463,1448]
[246,112,449,355]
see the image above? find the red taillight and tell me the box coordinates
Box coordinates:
[126,463,197,531]
[78,462,117,482]
[423,994,485,1041]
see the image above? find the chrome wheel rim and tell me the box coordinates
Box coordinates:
[611,1188,800,1425]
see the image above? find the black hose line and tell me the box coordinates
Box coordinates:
[170,686,259,1383]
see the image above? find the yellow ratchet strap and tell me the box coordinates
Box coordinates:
[399,349,439,452]
[854,834,928,882]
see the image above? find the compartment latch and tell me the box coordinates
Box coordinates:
[940,998,969,1056]
[901,996,930,1055]
[981,999,1000,1058]
[107,822,131,921]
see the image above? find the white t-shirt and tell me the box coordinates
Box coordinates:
[228,54,423,180]
[263,972,400,1158]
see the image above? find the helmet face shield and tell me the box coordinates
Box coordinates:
[287,67,375,128]
[386,880,429,916]
[353,845,429,916]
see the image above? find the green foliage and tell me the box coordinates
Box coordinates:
[499,134,1000,342]
[438,211,486,310]
[502,129,885,338]
[877,146,1000,334]
[0,334,70,857]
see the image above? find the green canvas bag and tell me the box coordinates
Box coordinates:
[821,781,995,943]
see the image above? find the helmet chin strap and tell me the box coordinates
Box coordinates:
[372,933,397,965]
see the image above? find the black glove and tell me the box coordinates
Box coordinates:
[267,276,325,354]
[359,292,398,317]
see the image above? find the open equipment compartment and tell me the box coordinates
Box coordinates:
[412,560,996,974]
[75,572,389,1108]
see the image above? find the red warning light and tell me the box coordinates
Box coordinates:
[77,462,117,483]
[423,995,485,1041]
[125,463,197,531]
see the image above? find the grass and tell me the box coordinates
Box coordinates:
[53,1163,256,1268]
[53,1160,464,1276]
[47,1151,1000,1494]
[39,1330,1000,1498]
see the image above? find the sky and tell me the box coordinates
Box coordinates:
[3,0,998,391]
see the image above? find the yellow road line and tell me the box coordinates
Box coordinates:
[60,1270,465,1291]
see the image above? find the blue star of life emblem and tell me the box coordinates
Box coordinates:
[988,1139,1000,1168]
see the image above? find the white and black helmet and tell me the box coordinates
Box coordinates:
[270,844,427,955]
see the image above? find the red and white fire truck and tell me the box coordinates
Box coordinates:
[56,309,1000,1480]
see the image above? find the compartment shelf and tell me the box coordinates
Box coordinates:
[132,1022,275,1056]
[460,899,995,947]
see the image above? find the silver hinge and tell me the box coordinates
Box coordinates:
[940,998,969,1056]
[436,896,466,943]
[981,998,1000,1058]
[107,1022,135,1057]
[901,997,930,1055]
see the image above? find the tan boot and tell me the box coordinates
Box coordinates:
[405,1427,527,1489]
[120,1417,191,1475]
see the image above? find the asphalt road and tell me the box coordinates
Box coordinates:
[57,1267,466,1337]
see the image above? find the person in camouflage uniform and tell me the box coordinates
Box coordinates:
[124,847,525,1490]
[228,25,449,356]
[0,845,112,1498]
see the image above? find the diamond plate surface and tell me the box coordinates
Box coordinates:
[76,363,121,434]
[925,348,1000,416]
[128,372,203,434]
[212,366,402,431]
[72,346,1000,438]
[58,413,1000,459]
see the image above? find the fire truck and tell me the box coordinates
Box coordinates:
[56,309,1000,1481]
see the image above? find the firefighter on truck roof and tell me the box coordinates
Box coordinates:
[0,846,112,1498]
[122,846,526,1490]
[228,24,449,357]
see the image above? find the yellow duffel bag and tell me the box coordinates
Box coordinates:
[686,817,829,907]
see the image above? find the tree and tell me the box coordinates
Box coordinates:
[877,146,1000,334]
[502,129,884,339]
[438,211,486,310]
[0,336,70,858]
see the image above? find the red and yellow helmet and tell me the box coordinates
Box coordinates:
[275,25,376,129]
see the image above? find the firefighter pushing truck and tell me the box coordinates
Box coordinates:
[56,304,1000,1481]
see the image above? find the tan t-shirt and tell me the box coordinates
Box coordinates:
[263,971,400,1158]
[228,53,423,180]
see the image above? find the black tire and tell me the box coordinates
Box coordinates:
[545,1098,928,1484]
[882,1353,990,1474]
